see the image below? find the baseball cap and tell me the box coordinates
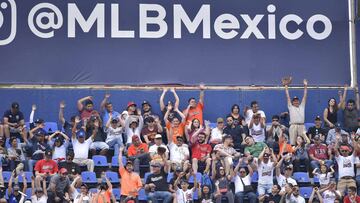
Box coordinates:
[335,123,342,130]
[151,162,161,167]
[126,160,133,166]
[111,117,119,123]
[132,135,140,142]
[219,166,225,170]
[59,168,68,174]
[175,166,182,172]
[34,118,44,124]
[155,134,162,139]
[45,149,52,157]
[129,117,139,124]
[142,101,151,106]
[76,129,86,138]
[90,116,98,122]
[13,184,20,191]
[35,188,43,193]
[217,118,224,123]
[11,102,19,109]
[314,116,321,121]
[35,129,47,136]
[263,153,270,158]
[313,134,320,140]
[285,164,293,170]
[340,145,351,151]
[292,96,299,101]
[127,101,136,108]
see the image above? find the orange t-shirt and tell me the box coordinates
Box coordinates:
[166,121,185,143]
[185,102,204,125]
[119,167,142,196]
[127,143,149,157]
[94,189,111,203]
[279,138,294,154]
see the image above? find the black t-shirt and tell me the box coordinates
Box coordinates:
[28,137,50,160]
[146,169,169,192]
[264,194,281,203]
[3,110,24,124]
[86,127,107,142]
[224,125,244,149]
[58,161,81,175]
[307,126,327,138]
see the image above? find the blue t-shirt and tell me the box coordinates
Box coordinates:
[102,111,120,126]
[8,193,21,203]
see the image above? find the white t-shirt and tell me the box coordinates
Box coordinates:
[149,144,169,157]
[72,138,93,159]
[314,172,332,186]
[276,174,297,192]
[293,195,306,203]
[105,126,123,142]
[234,174,251,193]
[245,109,266,124]
[322,190,340,203]
[258,161,275,184]
[31,195,48,203]
[168,143,189,162]
[210,128,223,143]
[176,188,193,203]
[336,154,355,178]
[288,103,305,124]
[249,123,265,142]
[51,140,69,161]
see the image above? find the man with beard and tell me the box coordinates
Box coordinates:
[100,94,120,126]
[340,86,360,132]
[3,102,25,139]
[183,84,205,125]
[224,115,246,152]
[118,146,142,203]
[191,132,212,174]
[47,168,71,203]
[258,184,281,203]
[58,151,81,187]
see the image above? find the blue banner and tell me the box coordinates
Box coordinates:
[0,0,350,85]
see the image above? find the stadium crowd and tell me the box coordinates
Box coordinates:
[0,78,360,203]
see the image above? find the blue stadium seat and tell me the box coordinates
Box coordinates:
[313,176,319,184]
[111,156,126,167]
[105,171,119,184]
[3,171,12,183]
[304,123,315,131]
[208,123,217,129]
[81,171,97,184]
[299,187,313,199]
[189,172,202,183]
[25,188,32,199]
[144,172,152,182]
[112,188,121,200]
[19,172,33,183]
[89,188,97,193]
[193,188,199,200]
[93,155,108,167]
[5,138,21,148]
[293,172,310,185]
[44,122,58,133]
[251,171,259,183]
[138,188,147,201]
[167,173,174,183]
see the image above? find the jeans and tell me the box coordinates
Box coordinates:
[257,183,273,195]
[128,153,150,174]
[28,159,38,172]
[147,191,173,203]
[310,160,333,170]
[235,191,257,203]
[106,136,123,148]
[215,191,234,203]
[356,175,360,195]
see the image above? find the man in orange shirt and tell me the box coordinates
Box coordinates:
[119,146,142,203]
[127,135,150,173]
[183,84,205,125]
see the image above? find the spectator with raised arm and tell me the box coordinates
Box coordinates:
[104,114,123,149]
[77,96,99,121]
[183,84,205,125]
[71,118,95,172]
[86,115,109,156]
[26,126,50,172]
[340,85,360,132]
[174,172,197,203]
[118,146,142,203]
[323,86,347,129]
[257,147,277,196]
[249,112,266,142]
[124,113,144,145]
[59,101,78,138]
[244,101,266,125]
[100,93,119,126]
[275,155,297,194]
[292,134,310,172]
[308,187,323,203]
[266,115,286,145]
[3,102,25,139]
[343,186,360,203]
[48,131,70,162]
[318,181,340,203]
[31,175,47,203]
[8,170,27,203]
[160,88,180,123]
[165,106,186,144]
[233,157,257,203]
[145,161,172,203]
[282,77,308,145]
[141,116,163,145]
[185,118,210,145]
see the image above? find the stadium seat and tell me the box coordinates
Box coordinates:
[3,171,12,183]
[304,123,315,131]
[251,171,259,183]
[5,138,21,148]
[112,188,121,200]
[299,187,313,199]
[81,171,97,184]
[111,156,126,167]
[193,188,199,200]
[105,171,119,184]
[19,172,33,184]
[93,155,108,167]
[44,122,58,133]
[293,172,310,185]
[89,188,97,193]
[138,188,147,201]
[144,172,152,182]
[208,122,217,129]
[167,173,174,183]
[189,172,202,183]
[25,188,32,199]
[313,176,319,184]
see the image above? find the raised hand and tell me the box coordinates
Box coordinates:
[59,101,65,109]
[199,83,205,90]
[32,104,37,111]
[303,79,308,86]
[104,93,111,99]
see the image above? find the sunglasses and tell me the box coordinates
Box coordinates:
[272,120,279,122]
[341,150,348,153]
[239,171,246,173]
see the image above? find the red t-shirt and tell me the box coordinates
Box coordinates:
[344,195,360,203]
[192,142,212,159]
[308,144,329,160]
[34,159,58,174]
[185,102,204,125]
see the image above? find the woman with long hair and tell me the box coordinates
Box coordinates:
[323,86,347,128]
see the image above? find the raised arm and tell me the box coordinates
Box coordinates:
[118,146,125,169]
[175,108,186,123]
[29,104,36,124]
[171,88,180,109]
[100,94,110,112]
[282,77,292,105]
[72,116,81,140]
[199,84,205,104]
[302,79,308,105]
[77,96,92,112]
[59,101,66,125]
[104,174,112,191]
[159,88,168,112]
[8,171,13,194]
[355,85,360,110]
[340,86,348,110]
[22,173,27,193]
[275,155,284,177]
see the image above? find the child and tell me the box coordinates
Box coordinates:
[174,172,197,203]
[105,115,123,148]
[312,164,334,188]
[198,184,213,203]
[48,131,69,162]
